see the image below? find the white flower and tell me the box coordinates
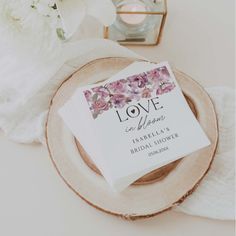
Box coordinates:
[36,0,53,15]
[56,0,116,38]
[0,0,62,57]
[0,0,116,62]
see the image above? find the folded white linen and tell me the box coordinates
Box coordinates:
[175,87,235,220]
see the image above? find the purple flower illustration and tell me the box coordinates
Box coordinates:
[128,88,141,100]
[128,74,148,89]
[107,79,127,93]
[147,69,160,82]
[110,94,129,109]
[158,66,171,82]
[156,82,175,95]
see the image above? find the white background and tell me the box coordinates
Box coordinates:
[0,0,234,235]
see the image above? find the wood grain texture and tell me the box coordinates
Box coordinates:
[46,57,218,220]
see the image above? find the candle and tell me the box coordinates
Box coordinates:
[120,3,147,25]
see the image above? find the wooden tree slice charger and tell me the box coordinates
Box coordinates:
[46,57,218,220]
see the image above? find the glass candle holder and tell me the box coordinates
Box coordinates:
[104,0,167,45]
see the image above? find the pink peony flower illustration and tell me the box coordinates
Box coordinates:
[91,98,109,113]
[142,88,152,98]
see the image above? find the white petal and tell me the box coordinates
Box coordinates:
[56,0,86,38]
[85,0,116,26]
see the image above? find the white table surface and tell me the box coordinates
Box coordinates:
[0,0,234,235]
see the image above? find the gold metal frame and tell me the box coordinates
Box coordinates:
[104,0,167,46]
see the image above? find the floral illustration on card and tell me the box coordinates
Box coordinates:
[84,66,176,119]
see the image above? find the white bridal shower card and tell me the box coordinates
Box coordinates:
[59,62,210,192]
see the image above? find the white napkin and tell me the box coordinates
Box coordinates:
[175,87,235,220]
[0,39,234,220]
